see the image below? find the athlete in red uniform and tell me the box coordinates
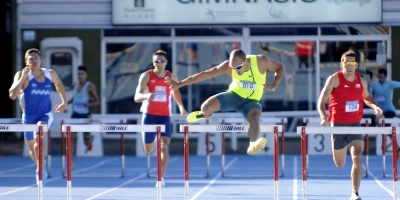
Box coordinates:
[134,49,187,187]
[317,51,382,200]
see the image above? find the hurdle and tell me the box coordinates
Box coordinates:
[180,124,282,200]
[146,118,211,178]
[0,118,52,178]
[62,124,165,200]
[60,118,125,178]
[0,123,47,200]
[379,118,400,178]
[303,118,371,178]
[298,126,397,200]
[219,117,286,178]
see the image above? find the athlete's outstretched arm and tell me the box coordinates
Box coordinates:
[50,70,67,113]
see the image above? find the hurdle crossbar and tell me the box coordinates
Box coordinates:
[147,119,211,178]
[379,118,400,178]
[61,118,126,178]
[180,124,282,200]
[219,118,286,178]
[297,126,397,200]
[304,118,371,178]
[62,124,165,200]
[0,118,51,178]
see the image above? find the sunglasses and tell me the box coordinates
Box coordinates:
[342,61,357,66]
[232,62,244,70]
[154,59,167,64]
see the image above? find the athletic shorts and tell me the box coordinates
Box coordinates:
[331,122,362,150]
[71,112,91,119]
[142,114,172,144]
[215,91,262,118]
[381,111,396,126]
[22,112,53,141]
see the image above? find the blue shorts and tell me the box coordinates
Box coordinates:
[215,91,262,118]
[331,122,362,150]
[142,114,172,144]
[22,112,53,140]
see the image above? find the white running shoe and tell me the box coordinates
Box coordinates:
[350,191,361,200]
[155,178,165,187]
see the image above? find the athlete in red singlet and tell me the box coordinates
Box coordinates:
[134,49,187,187]
[317,51,382,200]
[143,70,172,116]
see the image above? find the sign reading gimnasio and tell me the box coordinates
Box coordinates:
[112,0,382,25]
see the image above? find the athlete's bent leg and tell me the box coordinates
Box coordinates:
[200,96,221,117]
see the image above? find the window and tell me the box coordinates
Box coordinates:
[50,52,72,90]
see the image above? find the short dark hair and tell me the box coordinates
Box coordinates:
[341,50,359,63]
[230,49,246,61]
[25,48,41,60]
[378,68,387,76]
[78,65,87,72]
[153,49,167,58]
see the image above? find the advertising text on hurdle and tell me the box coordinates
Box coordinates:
[216,125,245,131]
[99,125,127,131]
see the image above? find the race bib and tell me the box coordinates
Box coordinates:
[376,95,385,102]
[152,86,167,102]
[345,100,359,112]
[239,80,256,91]
[73,103,86,112]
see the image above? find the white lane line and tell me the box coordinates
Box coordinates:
[0,157,120,196]
[0,163,36,174]
[293,156,298,200]
[86,173,147,200]
[86,157,179,200]
[0,176,63,196]
[71,157,118,174]
[189,157,238,200]
[366,165,396,198]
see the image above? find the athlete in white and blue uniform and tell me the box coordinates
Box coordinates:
[9,48,67,186]
[20,68,53,140]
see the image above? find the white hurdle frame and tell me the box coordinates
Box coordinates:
[219,117,287,178]
[379,118,400,178]
[297,126,397,200]
[303,118,371,178]
[60,118,126,178]
[0,118,52,178]
[0,123,48,200]
[147,118,211,178]
[180,124,282,200]
[62,124,165,200]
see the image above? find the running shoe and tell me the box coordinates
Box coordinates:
[349,191,361,200]
[155,178,165,187]
[84,133,93,152]
[247,137,267,155]
[187,111,207,122]
[36,160,48,186]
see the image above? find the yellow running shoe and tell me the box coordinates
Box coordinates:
[187,111,207,122]
[247,137,267,155]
